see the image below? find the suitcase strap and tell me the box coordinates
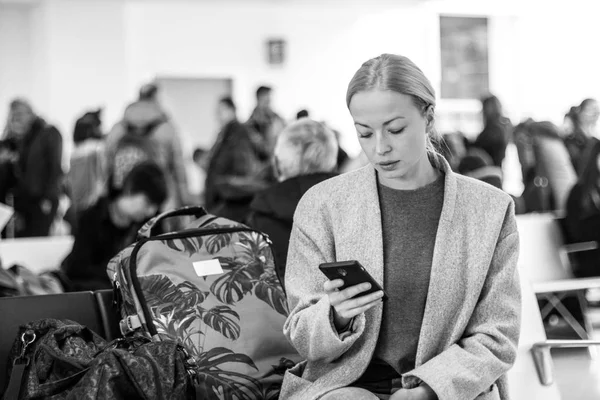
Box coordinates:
[4,360,28,400]
[4,330,37,400]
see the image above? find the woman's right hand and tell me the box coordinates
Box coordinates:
[324,279,384,331]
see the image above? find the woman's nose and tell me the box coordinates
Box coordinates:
[375,132,391,155]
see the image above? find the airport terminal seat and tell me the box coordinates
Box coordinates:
[516,213,600,340]
[508,272,562,400]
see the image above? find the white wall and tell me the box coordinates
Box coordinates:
[0,0,130,162]
[43,0,128,150]
[0,0,599,156]
[124,0,431,155]
[0,3,35,130]
[515,2,600,125]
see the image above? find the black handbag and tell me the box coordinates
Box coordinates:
[3,319,198,400]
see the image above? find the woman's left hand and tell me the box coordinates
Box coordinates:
[390,383,438,400]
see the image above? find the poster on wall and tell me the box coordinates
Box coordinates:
[267,38,286,65]
[440,16,489,100]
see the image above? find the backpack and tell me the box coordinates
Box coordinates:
[110,120,162,190]
[107,206,299,400]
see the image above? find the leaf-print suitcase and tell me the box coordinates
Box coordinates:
[107,206,300,400]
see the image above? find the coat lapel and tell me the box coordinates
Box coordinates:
[352,165,385,287]
[342,161,460,366]
[415,158,459,364]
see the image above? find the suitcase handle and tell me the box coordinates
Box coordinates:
[138,206,208,238]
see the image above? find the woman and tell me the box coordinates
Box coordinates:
[281,54,521,400]
[565,139,600,277]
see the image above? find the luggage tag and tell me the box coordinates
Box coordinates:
[193,259,224,277]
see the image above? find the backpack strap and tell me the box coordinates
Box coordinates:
[137,206,208,239]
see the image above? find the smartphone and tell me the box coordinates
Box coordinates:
[318,260,388,301]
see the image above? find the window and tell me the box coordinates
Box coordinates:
[440,16,489,100]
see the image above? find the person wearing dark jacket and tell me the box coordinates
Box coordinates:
[248,119,338,283]
[1,99,63,237]
[247,86,285,161]
[205,97,271,222]
[565,99,600,176]
[473,95,513,168]
[565,138,600,277]
[61,162,167,291]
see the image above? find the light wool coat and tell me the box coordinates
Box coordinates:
[281,158,521,400]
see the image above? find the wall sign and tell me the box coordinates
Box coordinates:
[267,38,286,65]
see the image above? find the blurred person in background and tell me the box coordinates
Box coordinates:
[473,95,513,168]
[439,132,469,171]
[565,139,600,277]
[61,162,167,291]
[457,147,503,190]
[66,109,106,233]
[574,98,600,176]
[528,121,577,213]
[296,109,349,172]
[563,106,585,171]
[247,85,285,158]
[106,82,192,215]
[579,98,599,139]
[562,106,579,136]
[332,128,350,172]
[248,118,338,283]
[564,100,599,174]
[0,99,63,237]
[187,147,209,204]
[513,119,578,213]
[205,96,270,222]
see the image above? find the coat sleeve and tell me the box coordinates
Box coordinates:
[283,188,367,364]
[402,202,521,400]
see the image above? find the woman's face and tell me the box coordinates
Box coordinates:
[349,89,430,187]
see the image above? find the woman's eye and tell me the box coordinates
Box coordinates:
[358,131,373,138]
[388,128,405,134]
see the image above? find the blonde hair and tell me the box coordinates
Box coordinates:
[274,119,338,181]
[346,54,443,168]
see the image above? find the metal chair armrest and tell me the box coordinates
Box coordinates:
[531,340,600,386]
[563,241,598,254]
[533,277,600,293]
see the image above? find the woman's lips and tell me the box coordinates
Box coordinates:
[377,161,399,171]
